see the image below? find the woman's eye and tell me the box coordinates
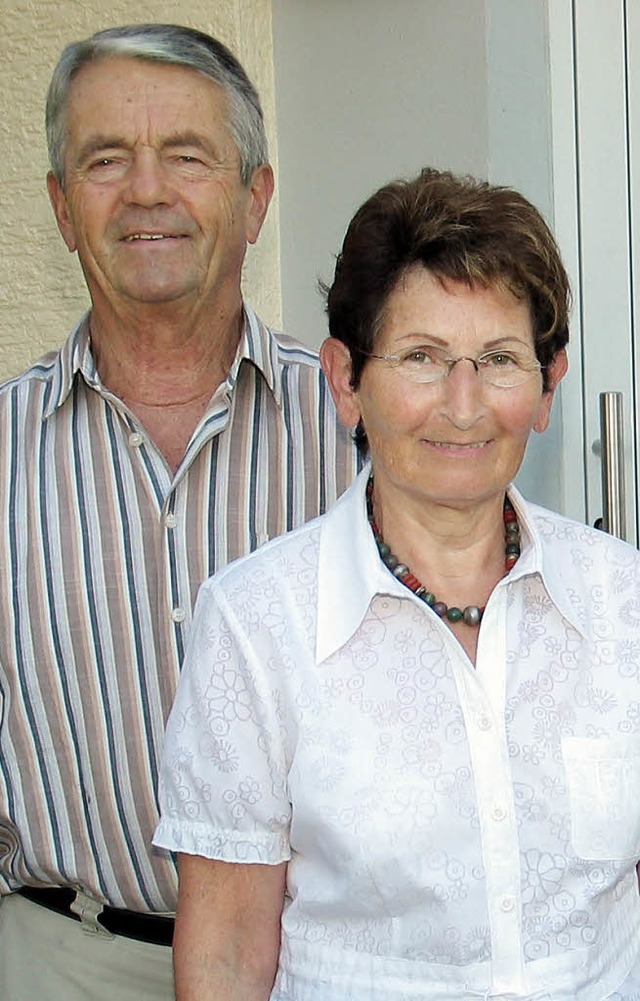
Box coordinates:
[485,352,518,367]
[403,350,434,365]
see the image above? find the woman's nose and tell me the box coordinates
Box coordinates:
[441,357,485,427]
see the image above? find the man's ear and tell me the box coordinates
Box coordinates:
[245,164,275,245]
[320,337,362,429]
[533,348,568,434]
[46,171,77,252]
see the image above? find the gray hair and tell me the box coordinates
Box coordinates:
[46,23,268,187]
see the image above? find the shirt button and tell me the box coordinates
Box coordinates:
[171,607,186,623]
[492,804,507,822]
[129,432,144,447]
[164,514,177,529]
[501,895,515,912]
[477,714,492,731]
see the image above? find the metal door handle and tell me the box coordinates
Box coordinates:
[599,391,626,539]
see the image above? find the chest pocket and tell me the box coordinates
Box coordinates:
[562,736,640,860]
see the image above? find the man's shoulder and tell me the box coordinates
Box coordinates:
[0,346,62,400]
[268,326,322,367]
[0,320,87,414]
[244,305,322,372]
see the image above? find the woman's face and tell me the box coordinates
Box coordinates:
[323,266,567,514]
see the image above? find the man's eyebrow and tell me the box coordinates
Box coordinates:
[73,135,129,165]
[160,132,217,151]
[73,132,220,163]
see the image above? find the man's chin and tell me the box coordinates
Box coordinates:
[112,279,199,307]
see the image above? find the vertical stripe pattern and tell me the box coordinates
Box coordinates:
[0,305,360,911]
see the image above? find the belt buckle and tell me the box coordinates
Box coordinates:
[70,889,114,939]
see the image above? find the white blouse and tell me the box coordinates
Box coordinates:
[155,469,640,1000]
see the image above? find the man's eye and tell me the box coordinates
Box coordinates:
[85,155,130,175]
[173,154,208,168]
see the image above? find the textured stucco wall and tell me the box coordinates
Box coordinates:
[0,0,281,382]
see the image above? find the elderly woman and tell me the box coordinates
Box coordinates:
[154,169,640,1000]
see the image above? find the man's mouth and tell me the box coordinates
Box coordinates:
[122,233,186,242]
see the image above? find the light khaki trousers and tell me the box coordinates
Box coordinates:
[0,893,175,1000]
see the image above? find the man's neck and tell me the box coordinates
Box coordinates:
[88,299,245,472]
[90,297,243,398]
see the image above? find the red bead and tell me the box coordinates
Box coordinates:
[402,573,422,592]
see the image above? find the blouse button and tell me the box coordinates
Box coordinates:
[171,607,186,623]
[164,513,177,529]
[128,432,144,447]
[492,804,507,822]
[500,895,515,912]
[477,714,492,731]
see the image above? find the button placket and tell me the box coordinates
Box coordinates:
[161,496,188,636]
[463,690,523,985]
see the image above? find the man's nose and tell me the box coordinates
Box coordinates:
[122,151,174,206]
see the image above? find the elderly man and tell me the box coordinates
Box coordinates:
[0,24,358,1001]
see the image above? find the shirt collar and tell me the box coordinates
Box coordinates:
[316,465,411,662]
[505,485,589,639]
[316,472,588,664]
[228,303,281,405]
[42,314,93,419]
[42,303,283,420]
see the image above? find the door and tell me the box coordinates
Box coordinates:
[549,0,639,544]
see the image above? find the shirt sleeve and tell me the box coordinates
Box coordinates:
[154,579,292,865]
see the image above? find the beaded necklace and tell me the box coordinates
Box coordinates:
[366,476,521,627]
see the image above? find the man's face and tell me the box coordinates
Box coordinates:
[47,56,272,313]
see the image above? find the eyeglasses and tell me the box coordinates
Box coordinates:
[360,344,543,389]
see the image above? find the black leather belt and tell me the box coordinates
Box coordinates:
[17,886,174,947]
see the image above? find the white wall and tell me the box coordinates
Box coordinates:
[272,0,563,511]
[272,0,489,348]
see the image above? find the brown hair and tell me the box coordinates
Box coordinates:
[325,167,570,396]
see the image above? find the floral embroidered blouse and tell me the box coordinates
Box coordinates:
[155,468,640,1001]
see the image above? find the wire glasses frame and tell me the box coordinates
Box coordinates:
[357,344,544,389]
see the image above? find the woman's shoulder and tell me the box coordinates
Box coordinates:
[203,469,368,600]
[196,518,324,621]
[522,495,640,575]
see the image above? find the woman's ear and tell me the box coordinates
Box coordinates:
[319,338,362,429]
[533,348,568,434]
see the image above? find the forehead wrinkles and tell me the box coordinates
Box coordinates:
[65,59,233,151]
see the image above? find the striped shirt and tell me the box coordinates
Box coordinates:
[0,304,359,913]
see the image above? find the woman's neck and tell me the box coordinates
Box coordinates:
[369,478,515,664]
